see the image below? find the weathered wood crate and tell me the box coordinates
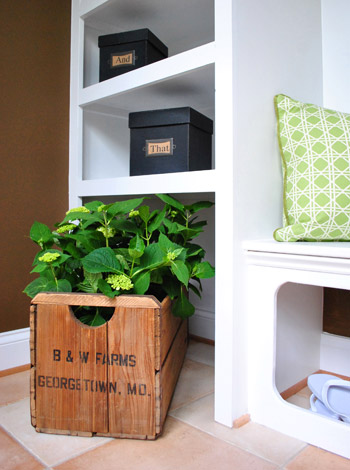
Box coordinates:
[30,293,187,439]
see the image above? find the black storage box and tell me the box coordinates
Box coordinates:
[128,107,213,176]
[98,28,168,82]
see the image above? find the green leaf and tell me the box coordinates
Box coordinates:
[30,222,53,245]
[185,201,214,213]
[188,282,202,298]
[114,248,134,262]
[148,207,166,233]
[138,205,150,223]
[98,278,118,298]
[133,271,150,295]
[82,247,122,274]
[162,276,181,299]
[156,194,184,211]
[46,279,72,293]
[81,216,105,229]
[69,231,105,252]
[158,234,186,261]
[186,244,205,258]
[112,219,141,235]
[170,260,190,287]
[23,277,50,298]
[150,270,163,284]
[64,242,83,259]
[137,244,165,271]
[115,254,130,270]
[128,234,145,259]
[193,261,215,279]
[79,310,106,326]
[158,233,173,252]
[163,218,179,234]
[77,270,102,293]
[31,263,50,273]
[107,197,146,218]
[172,291,195,318]
[176,224,203,240]
[90,311,107,326]
[84,201,104,211]
[60,211,95,224]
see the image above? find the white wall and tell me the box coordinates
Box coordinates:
[233,0,324,241]
[322,0,350,113]
[275,283,323,392]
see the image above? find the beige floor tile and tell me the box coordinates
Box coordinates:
[285,394,310,410]
[186,340,214,367]
[170,394,306,466]
[286,445,350,469]
[296,386,312,399]
[0,370,30,406]
[55,417,278,470]
[0,426,45,470]
[169,358,214,411]
[0,398,112,467]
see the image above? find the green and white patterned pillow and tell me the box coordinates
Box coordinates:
[274,94,350,242]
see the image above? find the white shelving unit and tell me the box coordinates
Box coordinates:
[69,0,236,428]
[69,0,350,452]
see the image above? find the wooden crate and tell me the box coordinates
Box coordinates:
[30,293,187,439]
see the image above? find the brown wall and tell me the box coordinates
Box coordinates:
[0,0,71,332]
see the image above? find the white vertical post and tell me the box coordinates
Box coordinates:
[69,1,84,208]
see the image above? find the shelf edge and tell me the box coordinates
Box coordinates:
[79,42,215,107]
[75,170,217,197]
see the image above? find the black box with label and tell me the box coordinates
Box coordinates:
[98,28,168,82]
[128,107,213,176]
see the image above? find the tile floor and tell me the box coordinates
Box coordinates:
[1,340,349,469]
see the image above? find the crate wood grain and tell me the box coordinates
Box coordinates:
[30,293,187,439]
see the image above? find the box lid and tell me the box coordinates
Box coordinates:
[98,28,168,56]
[128,107,213,134]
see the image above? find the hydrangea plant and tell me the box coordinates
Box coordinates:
[24,194,215,325]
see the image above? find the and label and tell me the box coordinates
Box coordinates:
[110,50,135,68]
[145,138,174,157]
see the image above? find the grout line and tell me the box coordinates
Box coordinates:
[43,438,114,468]
[0,424,49,468]
[278,444,308,468]
[168,390,214,414]
[168,414,283,468]
[0,398,114,468]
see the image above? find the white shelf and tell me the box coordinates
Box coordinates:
[243,239,350,260]
[81,0,214,57]
[80,42,215,117]
[77,169,217,198]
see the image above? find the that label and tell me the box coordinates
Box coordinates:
[110,50,135,68]
[145,138,174,157]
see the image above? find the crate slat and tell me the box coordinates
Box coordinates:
[34,303,109,434]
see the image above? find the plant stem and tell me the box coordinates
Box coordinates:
[130,258,135,276]
[103,212,109,247]
[91,307,100,326]
[50,264,58,289]
[145,222,150,246]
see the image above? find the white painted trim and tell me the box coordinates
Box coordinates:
[320,332,350,377]
[189,309,215,342]
[0,328,30,371]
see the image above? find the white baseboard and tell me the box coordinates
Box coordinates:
[189,309,215,341]
[320,332,350,377]
[0,328,30,371]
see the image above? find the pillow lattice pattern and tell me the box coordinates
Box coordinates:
[274,94,350,242]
